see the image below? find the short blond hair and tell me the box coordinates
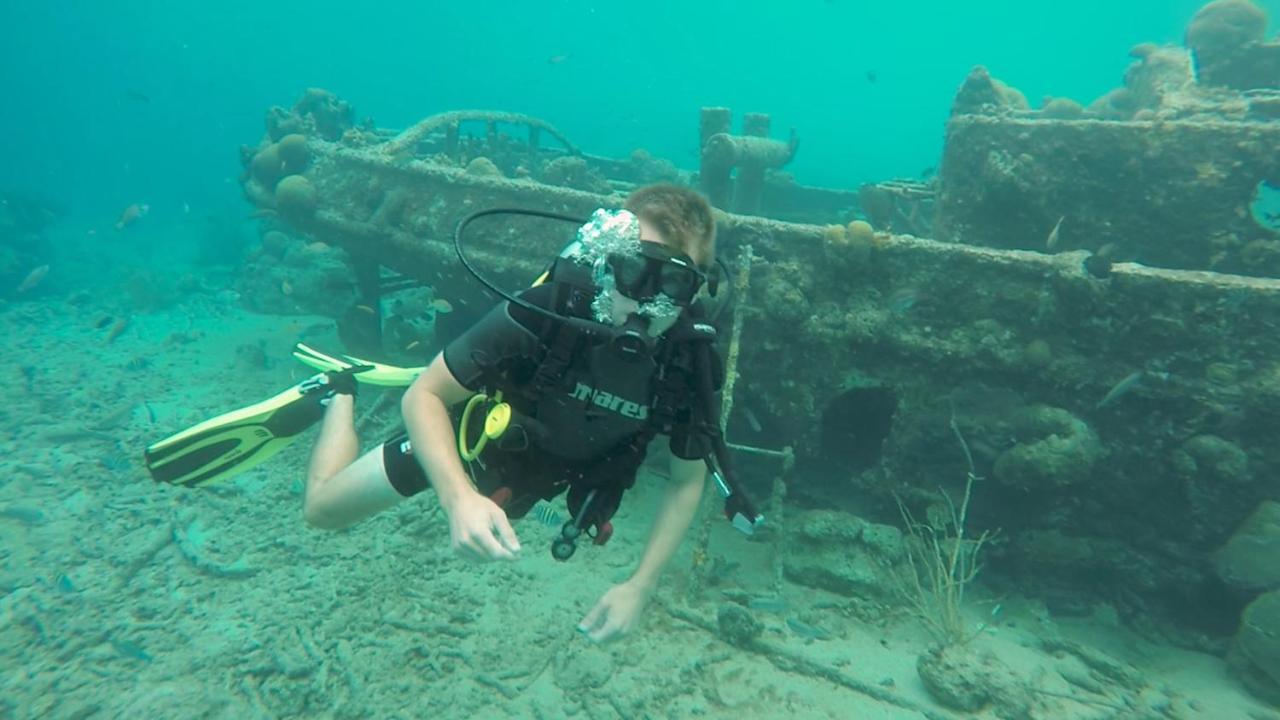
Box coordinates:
[624,184,716,269]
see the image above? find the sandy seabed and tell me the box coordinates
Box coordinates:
[1,279,1276,720]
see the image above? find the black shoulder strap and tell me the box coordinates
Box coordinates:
[647,308,722,433]
[528,281,587,400]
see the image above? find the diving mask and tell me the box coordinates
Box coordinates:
[606,241,707,307]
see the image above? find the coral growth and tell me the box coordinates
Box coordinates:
[846,220,874,245]
[276,134,309,174]
[1186,0,1268,60]
[539,156,611,194]
[1039,97,1086,120]
[951,67,1029,117]
[1215,500,1280,594]
[992,405,1102,490]
[275,175,317,218]
[629,148,681,184]
[1229,589,1280,704]
[1186,0,1278,90]
[782,509,903,600]
[266,88,353,142]
[464,156,502,178]
[251,143,284,188]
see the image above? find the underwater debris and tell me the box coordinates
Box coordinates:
[716,603,763,648]
[1083,253,1113,278]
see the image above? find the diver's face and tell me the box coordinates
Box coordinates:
[606,285,681,335]
[604,221,685,335]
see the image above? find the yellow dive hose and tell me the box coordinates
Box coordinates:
[458,391,510,461]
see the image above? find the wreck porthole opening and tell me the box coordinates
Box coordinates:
[1251,180,1280,232]
[819,386,897,470]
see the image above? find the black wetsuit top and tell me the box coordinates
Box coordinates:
[384,283,714,522]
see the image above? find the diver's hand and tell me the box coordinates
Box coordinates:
[444,491,521,562]
[578,580,654,643]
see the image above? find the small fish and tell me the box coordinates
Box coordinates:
[355,304,376,315]
[1096,370,1144,409]
[404,340,421,352]
[0,505,46,525]
[886,287,919,314]
[747,595,788,613]
[56,574,78,593]
[16,264,49,293]
[105,317,130,344]
[142,401,157,425]
[100,453,133,474]
[93,315,115,330]
[742,406,763,433]
[248,208,277,219]
[114,203,149,231]
[125,89,151,103]
[529,501,562,528]
[431,299,454,314]
[547,54,570,65]
[785,617,832,640]
[182,201,191,214]
[110,638,153,663]
[281,279,294,296]
[1045,216,1065,251]
[865,70,878,84]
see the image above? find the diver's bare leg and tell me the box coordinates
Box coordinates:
[307,394,359,483]
[304,394,405,529]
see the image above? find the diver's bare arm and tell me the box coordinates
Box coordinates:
[627,455,706,591]
[401,354,477,510]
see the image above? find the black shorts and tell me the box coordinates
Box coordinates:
[382,433,430,498]
[380,432,570,520]
[380,431,643,522]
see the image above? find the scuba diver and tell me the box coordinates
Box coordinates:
[144,184,761,643]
